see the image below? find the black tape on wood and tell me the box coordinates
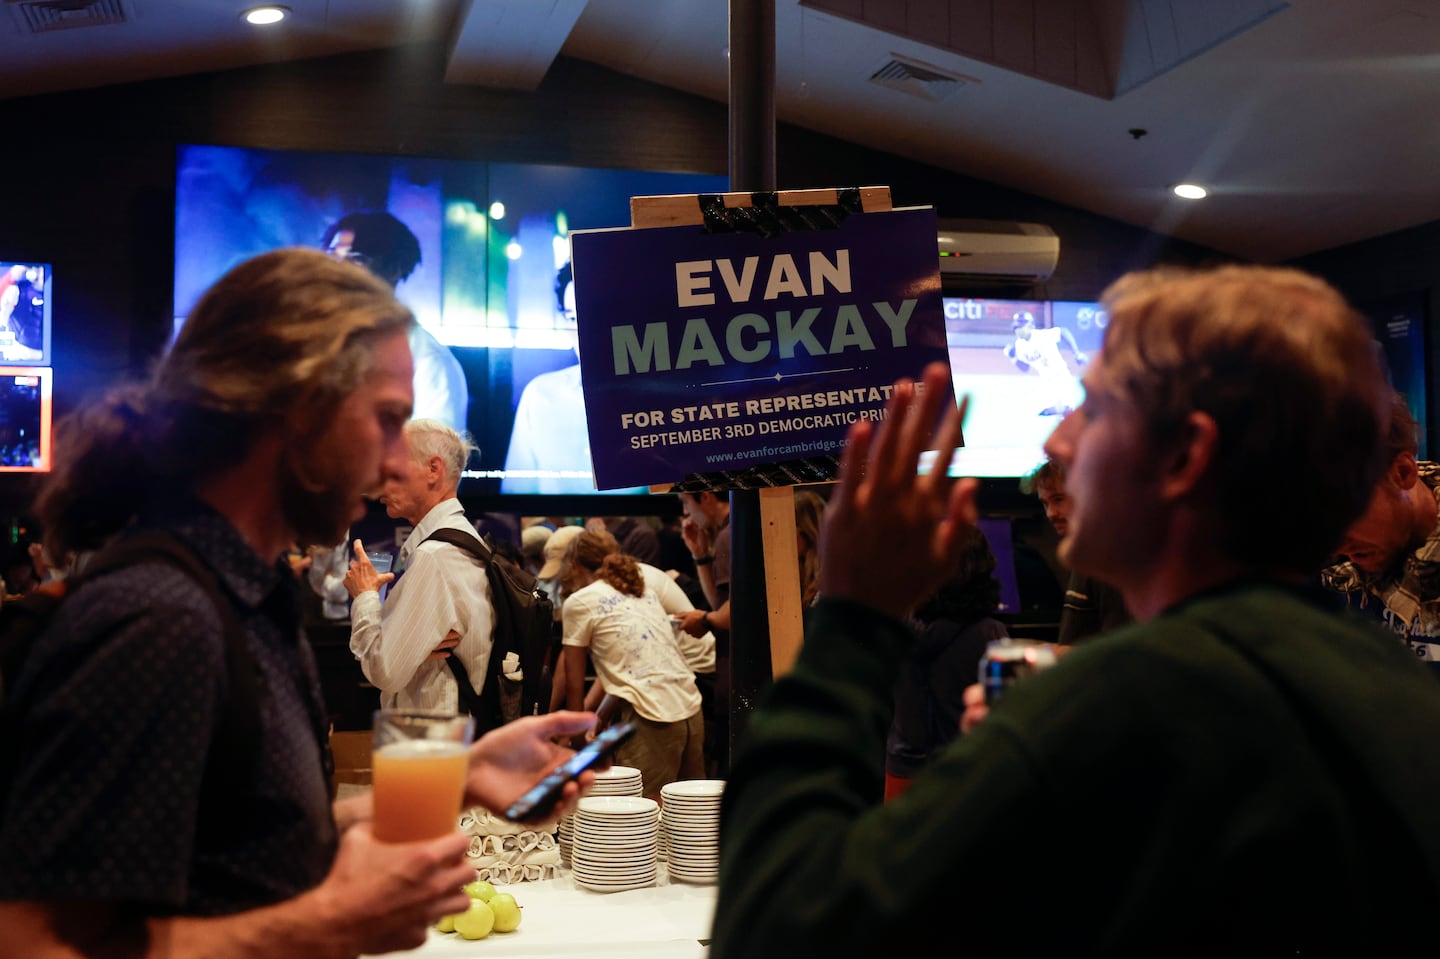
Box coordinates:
[697,188,863,238]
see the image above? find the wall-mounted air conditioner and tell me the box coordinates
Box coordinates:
[937,219,1059,285]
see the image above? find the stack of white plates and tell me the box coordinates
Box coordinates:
[558,765,643,866]
[592,764,644,795]
[570,795,660,893]
[660,779,724,884]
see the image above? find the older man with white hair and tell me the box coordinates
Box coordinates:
[346,418,493,714]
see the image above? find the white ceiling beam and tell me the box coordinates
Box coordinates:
[445,0,590,90]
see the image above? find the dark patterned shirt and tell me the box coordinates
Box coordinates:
[1321,460,1440,678]
[0,494,337,915]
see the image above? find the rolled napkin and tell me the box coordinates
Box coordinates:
[460,806,560,837]
[460,806,561,883]
[470,860,562,885]
[466,832,557,858]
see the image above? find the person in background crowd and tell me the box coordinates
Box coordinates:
[585,514,660,566]
[27,540,62,585]
[546,523,715,733]
[712,266,1440,957]
[537,523,584,611]
[0,248,598,958]
[520,523,553,579]
[674,489,731,775]
[559,529,705,800]
[346,418,493,713]
[473,512,522,552]
[656,513,696,580]
[1321,391,1440,679]
[1,540,40,597]
[793,489,827,608]
[306,537,353,622]
[541,524,586,714]
[1021,457,1132,643]
[676,489,731,637]
[323,210,469,434]
[883,525,1009,800]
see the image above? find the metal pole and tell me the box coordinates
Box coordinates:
[723,0,777,771]
[729,0,776,194]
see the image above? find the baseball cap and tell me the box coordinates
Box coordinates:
[1012,310,1035,330]
[521,524,552,561]
[538,525,584,580]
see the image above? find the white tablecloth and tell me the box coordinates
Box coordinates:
[393,867,716,959]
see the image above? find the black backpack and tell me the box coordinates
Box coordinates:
[423,528,555,734]
[0,530,264,819]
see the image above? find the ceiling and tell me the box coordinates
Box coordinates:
[1,0,1436,263]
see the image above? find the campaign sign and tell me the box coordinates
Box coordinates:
[570,205,950,489]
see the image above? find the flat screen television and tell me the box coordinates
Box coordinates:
[173,144,726,497]
[0,261,51,366]
[0,366,52,472]
[931,295,1096,478]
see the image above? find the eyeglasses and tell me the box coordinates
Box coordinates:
[339,251,376,271]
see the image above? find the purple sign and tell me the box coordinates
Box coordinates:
[570,206,950,489]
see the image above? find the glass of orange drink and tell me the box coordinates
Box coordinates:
[371,710,475,842]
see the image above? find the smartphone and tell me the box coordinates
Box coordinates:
[501,721,638,822]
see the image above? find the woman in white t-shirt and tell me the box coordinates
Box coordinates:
[558,529,705,800]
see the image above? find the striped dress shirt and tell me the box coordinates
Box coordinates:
[349,499,493,712]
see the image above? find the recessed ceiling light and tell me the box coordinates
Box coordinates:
[243,5,290,25]
[1173,183,1208,200]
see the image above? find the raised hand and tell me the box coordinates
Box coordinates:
[343,538,394,599]
[818,362,977,621]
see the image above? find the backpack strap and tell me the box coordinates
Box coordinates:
[421,527,506,733]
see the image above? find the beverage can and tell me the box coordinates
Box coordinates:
[979,638,1058,703]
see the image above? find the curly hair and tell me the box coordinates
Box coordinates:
[568,528,644,597]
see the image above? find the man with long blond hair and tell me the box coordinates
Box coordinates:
[0,249,597,959]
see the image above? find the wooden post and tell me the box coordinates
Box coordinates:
[759,486,802,677]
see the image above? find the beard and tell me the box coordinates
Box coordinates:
[278,440,365,549]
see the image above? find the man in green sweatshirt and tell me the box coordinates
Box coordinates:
[713,265,1440,957]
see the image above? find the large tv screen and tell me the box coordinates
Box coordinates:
[0,366,52,472]
[936,296,1096,478]
[173,144,726,496]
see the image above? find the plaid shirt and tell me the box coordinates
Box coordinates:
[1321,461,1440,669]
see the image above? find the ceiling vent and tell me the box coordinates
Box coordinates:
[8,0,130,33]
[868,55,976,102]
